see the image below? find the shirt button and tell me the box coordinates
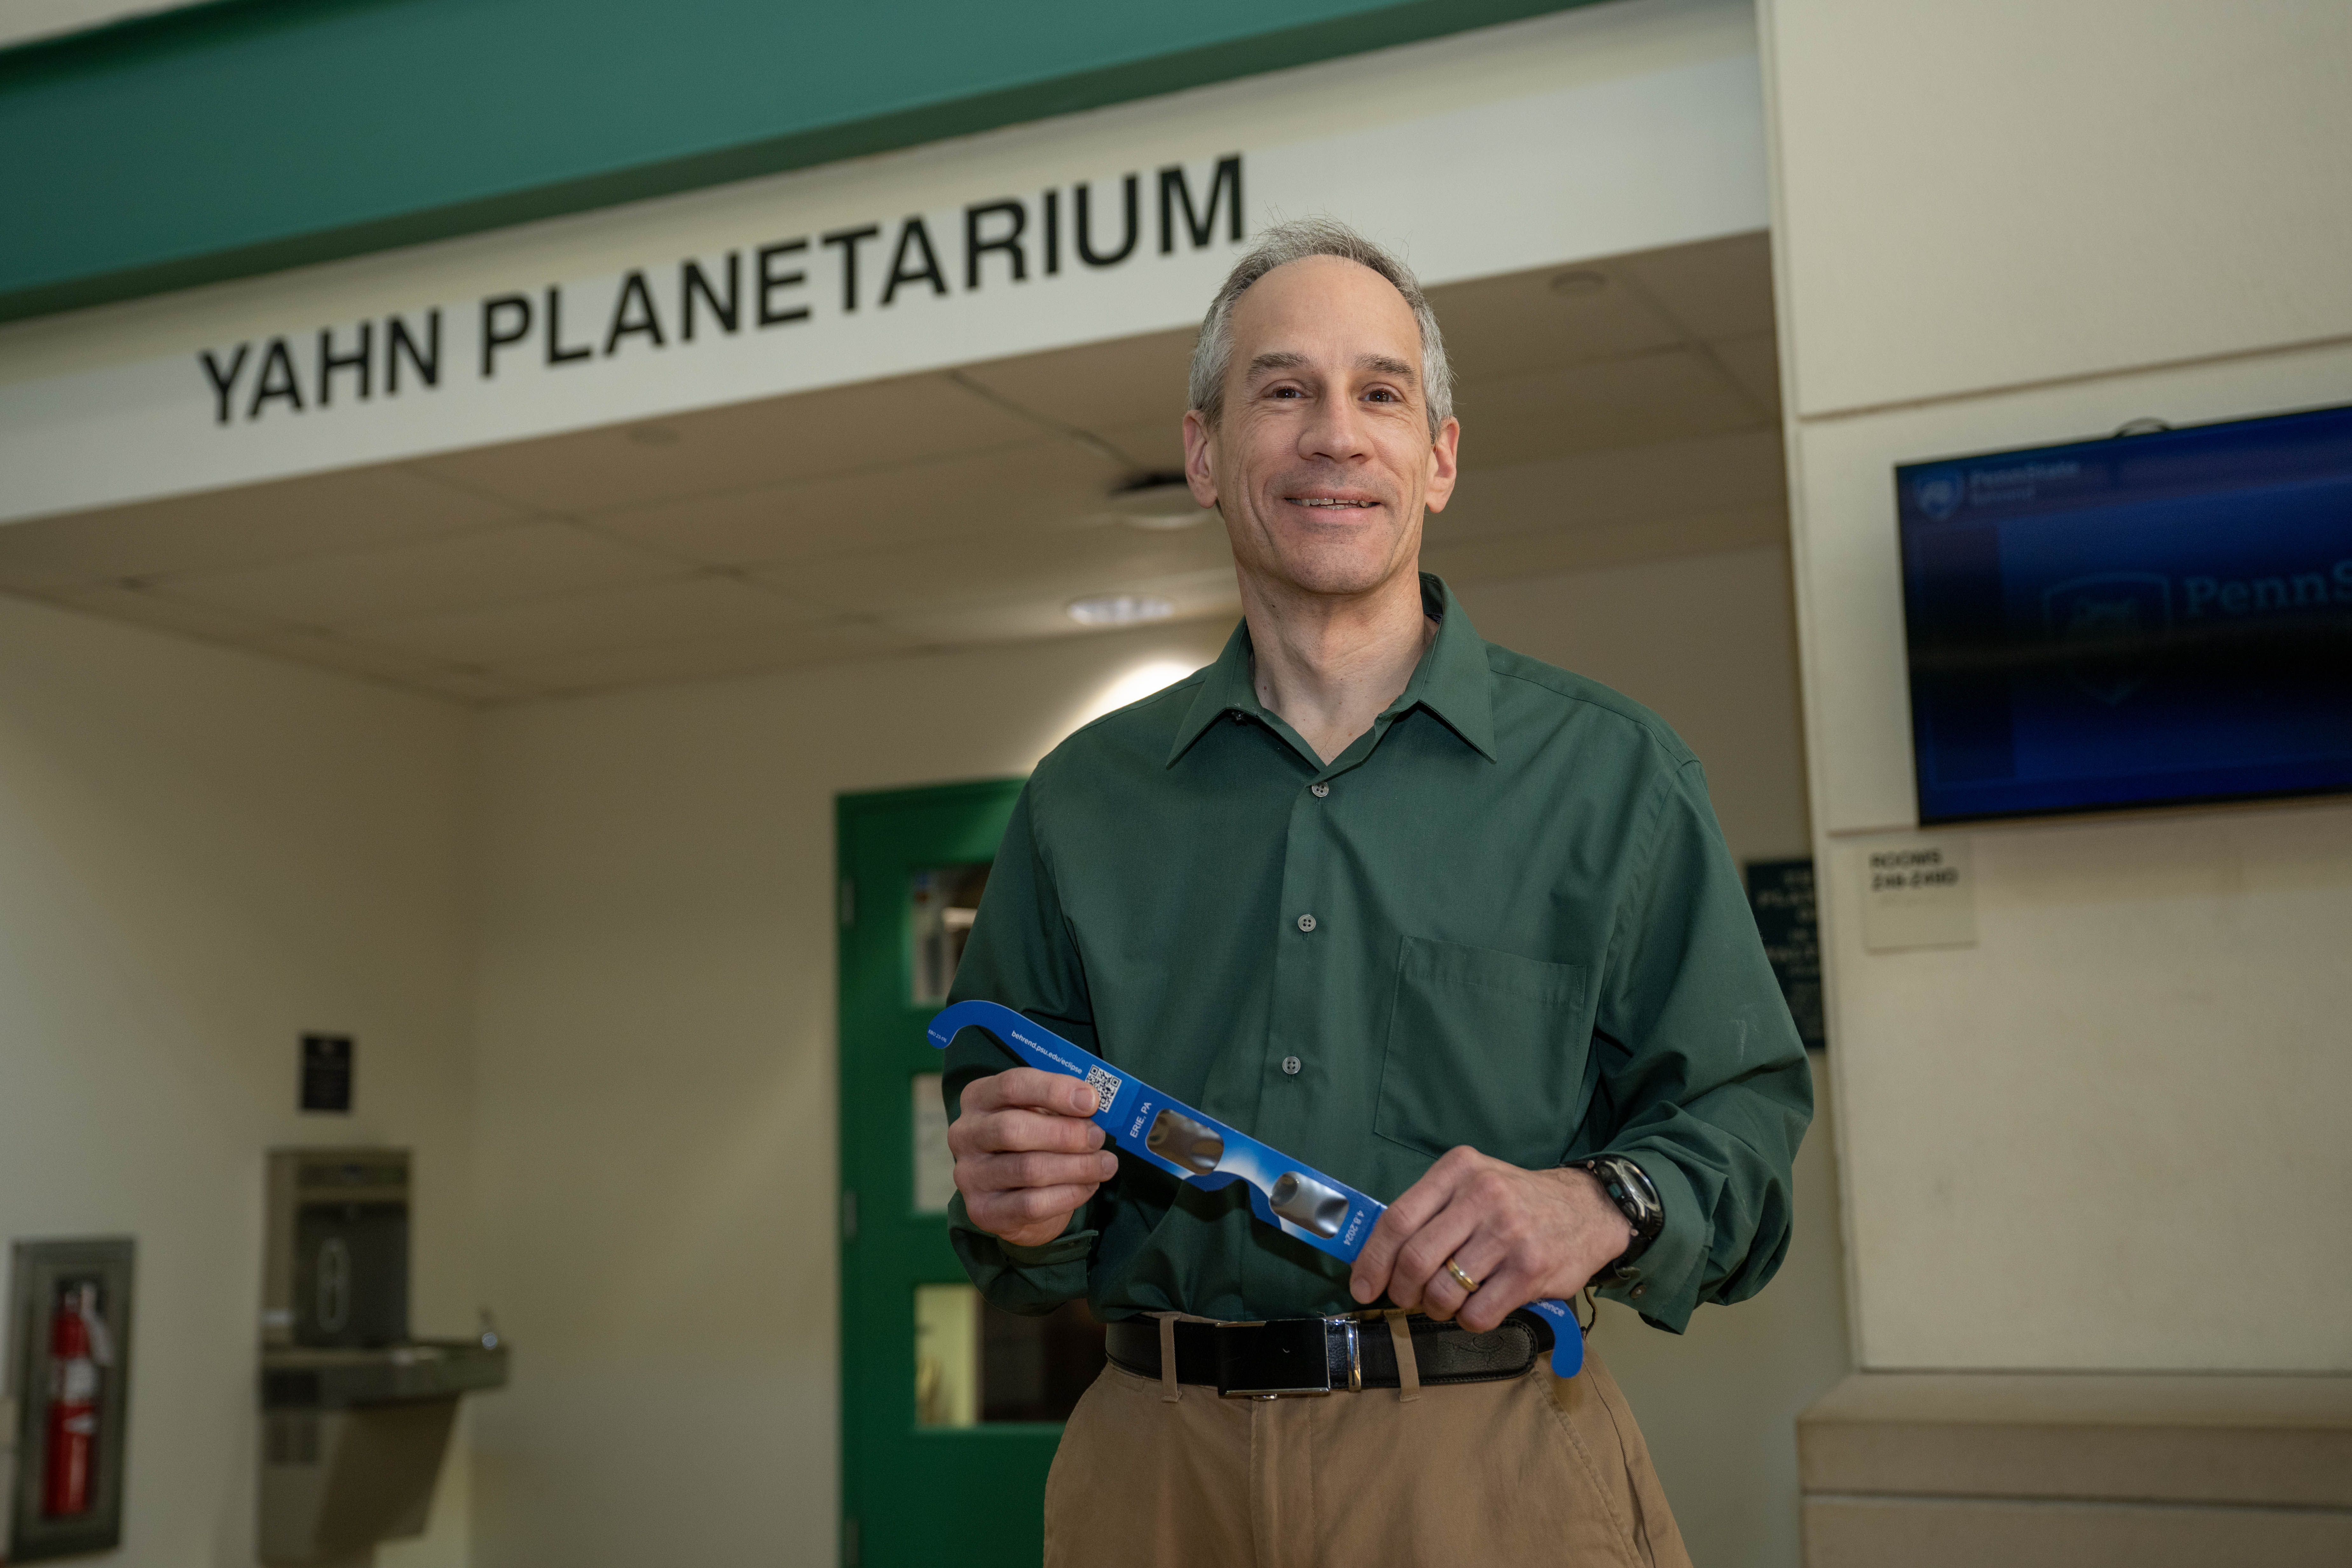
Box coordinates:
[1309,783,1330,798]
[1296,914,1316,933]
[1631,1285,1647,1298]
[1281,1056,1302,1076]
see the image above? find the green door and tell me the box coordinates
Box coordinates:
[838,780,1107,1568]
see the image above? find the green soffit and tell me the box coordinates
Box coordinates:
[1,0,1594,323]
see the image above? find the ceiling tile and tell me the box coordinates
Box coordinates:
[1087,416,1188,475]
[255,635,555,704]
[1424,505,1789,584]
[147,520,684,627]
[1617,232,1777,341]
[1428,264,1685,387]
[873,566,1239,648]
[588,439,1127,566]
[1431,430,1788,545]
[0,556,102,595]
[35,582,298,643]
[955,328,1198,439]
[0,466,524,586]
[30,590,532,704]
[1453,349,1769,468]
[411,372,1048,514]
[351,573,820,665]
[754,518,1234,618]
[405,668,552,705]
[497,617,918,695]
[234,626,502,683]
[1710,332,1783,418]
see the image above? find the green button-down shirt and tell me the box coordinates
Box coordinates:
[943,576,1811,1333]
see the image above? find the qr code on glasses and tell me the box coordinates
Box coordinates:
[1084,1065,1122,1113]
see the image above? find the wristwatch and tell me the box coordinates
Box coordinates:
[1568,1154,1664,1283]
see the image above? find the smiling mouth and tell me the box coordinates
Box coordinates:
[1288,497,1380,510]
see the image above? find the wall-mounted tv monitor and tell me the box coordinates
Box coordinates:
[1897,402,2352,825]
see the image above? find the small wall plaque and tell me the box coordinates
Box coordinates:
[1745,859,1825,1051]
[300,1035,353,1114]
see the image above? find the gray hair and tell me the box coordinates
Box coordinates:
[1188,217,1455,439]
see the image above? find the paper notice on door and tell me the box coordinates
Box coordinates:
[912,1072,957,1213]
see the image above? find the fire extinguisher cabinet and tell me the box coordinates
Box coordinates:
[5,1237,136,1565]
[258,1150,506,1567]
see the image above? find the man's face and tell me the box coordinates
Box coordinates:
[1183,256,1460,601]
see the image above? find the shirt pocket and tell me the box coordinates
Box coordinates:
[1373,936,1591,1170]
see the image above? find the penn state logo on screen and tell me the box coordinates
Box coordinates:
[2041,572,2171,707]
[1913,469,1967,522]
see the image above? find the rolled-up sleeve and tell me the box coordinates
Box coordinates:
[940,780,1102,1315]
[1577,758,1814,1332]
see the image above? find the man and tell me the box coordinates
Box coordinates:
[942,218,1811,1566]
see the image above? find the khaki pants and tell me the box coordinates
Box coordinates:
[1043,1344,1691,1568]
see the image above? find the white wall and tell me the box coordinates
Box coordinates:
[467,544,1839,1568]
[0,595,480,1566]
[1761,0,2352,1370]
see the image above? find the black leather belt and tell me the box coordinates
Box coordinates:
[1105,1313,1549,1398]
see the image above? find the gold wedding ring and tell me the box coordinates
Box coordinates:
[1443,1256,1481,1294]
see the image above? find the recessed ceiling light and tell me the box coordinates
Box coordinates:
[1067,593,1176,627]
[1547,269,1608,298]
[1107,474,1213,530]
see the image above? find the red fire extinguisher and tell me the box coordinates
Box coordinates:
[41,1282,112,1519]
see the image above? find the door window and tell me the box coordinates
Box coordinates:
[913,1284,1107,1428]
[910,863,990,1005]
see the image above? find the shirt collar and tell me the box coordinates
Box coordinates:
[1167,573,1498,767]
[1395,574,1500,761]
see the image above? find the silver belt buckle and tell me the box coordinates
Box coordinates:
[1215,1318,1334,1399]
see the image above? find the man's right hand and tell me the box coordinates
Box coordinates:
[949,1068,1120,1248]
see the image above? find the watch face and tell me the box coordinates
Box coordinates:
[1585,1156,1663,1240]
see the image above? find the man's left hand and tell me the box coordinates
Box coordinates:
[1347,1147,1633,1332]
